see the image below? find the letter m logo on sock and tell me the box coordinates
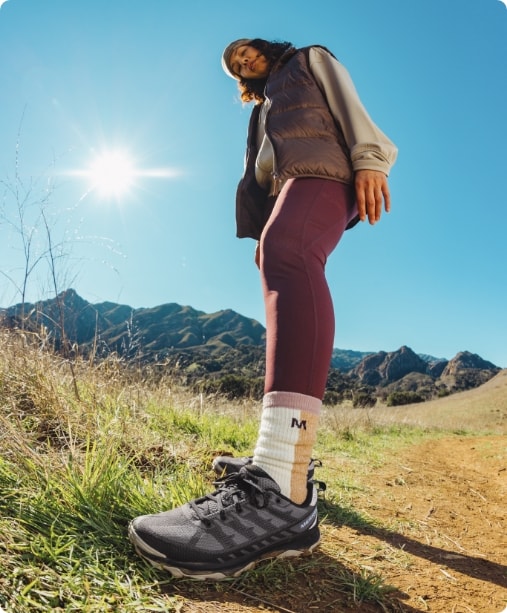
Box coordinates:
[291,417,307,430]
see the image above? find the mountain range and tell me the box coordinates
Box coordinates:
[0,289,500,404]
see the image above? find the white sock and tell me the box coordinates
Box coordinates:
[252,391,321,504]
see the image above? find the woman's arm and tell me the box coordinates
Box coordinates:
[310,47,397,224]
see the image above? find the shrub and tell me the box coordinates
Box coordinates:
[199,374,263,400]
[352,391,377,408]
[386,391,425,406]
[323,390,345,405]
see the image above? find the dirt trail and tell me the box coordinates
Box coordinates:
[175,435,507,612]
[332,435,507,612]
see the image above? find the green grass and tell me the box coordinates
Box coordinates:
[0,328,488,612]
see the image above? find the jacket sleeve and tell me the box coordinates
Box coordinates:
[309,46,398,176]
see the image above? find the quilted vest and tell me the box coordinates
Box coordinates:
[235,46,354,240]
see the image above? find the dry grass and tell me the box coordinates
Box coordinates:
[321,369,507,435]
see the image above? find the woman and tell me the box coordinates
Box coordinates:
[129,38,397,579]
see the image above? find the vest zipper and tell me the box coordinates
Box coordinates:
[263,97,284,195]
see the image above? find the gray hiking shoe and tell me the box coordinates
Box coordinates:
[212,455,321,480]
[128,464,320,580]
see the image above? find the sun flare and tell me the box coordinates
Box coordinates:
[87,149,136,199]
[69,146,181,203]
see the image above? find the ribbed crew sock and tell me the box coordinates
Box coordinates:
[252,391,321,504]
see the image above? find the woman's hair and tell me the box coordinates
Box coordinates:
[237,39,294,104]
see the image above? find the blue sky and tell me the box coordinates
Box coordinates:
[1,0,506,367]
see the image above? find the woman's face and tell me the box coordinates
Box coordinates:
[229,45,270,79]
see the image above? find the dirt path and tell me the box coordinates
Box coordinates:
[330,435,507,612]
[173,436,507,612]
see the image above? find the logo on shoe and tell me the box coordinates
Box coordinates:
[291,418,307,430]
[298,508,317,531]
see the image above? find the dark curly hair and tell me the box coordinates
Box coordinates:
[237,39,295,104]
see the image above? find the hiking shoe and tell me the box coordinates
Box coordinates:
[128,464,320,580]
[212,455,321,480]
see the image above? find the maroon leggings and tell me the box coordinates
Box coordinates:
[260,178,357,400]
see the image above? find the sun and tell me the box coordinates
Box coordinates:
[87,149,136,199]
[68,146,182,202]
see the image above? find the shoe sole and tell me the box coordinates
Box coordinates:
[128,522,320,580]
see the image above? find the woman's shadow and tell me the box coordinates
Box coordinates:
[318,495,507,590]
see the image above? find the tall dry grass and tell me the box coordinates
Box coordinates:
[0,328,261,612]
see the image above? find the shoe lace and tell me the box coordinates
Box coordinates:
[189,471,275,525]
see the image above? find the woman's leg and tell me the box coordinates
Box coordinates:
[261,177,356,397]
[253,178,357,502]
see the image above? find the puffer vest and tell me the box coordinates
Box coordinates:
[235,46,355,240]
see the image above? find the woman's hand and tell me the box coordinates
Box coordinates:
[355,169,391,225]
